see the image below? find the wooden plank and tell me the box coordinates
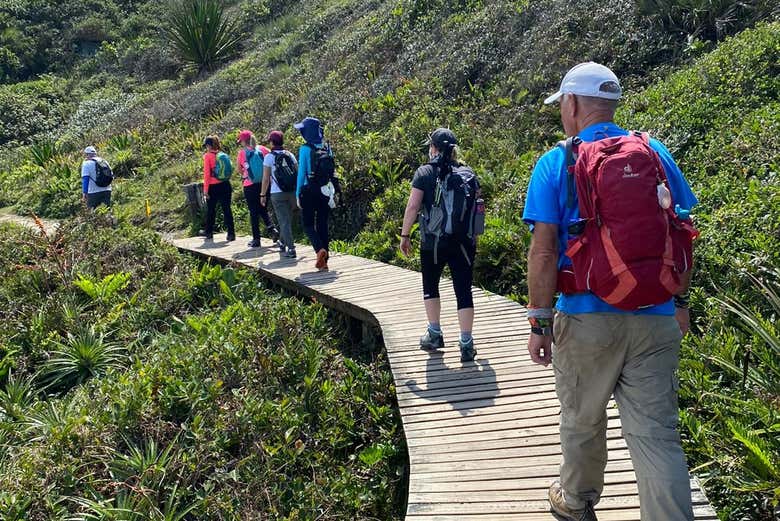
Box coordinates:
[170,235,719,520]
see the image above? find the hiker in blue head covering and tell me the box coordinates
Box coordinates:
[295,116,336,271]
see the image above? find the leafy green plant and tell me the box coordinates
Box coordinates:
[40,327,126,391]
[712,265,779,394]
[0,372,37,422]
[74,272,132,302]
[28,140,62,167]
[163,0,244,72]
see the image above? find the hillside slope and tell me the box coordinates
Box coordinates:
[0,0,778,519]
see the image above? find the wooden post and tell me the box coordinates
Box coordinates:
[183,182,204,224]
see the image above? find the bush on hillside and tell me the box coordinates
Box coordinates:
[164,0,244,72]
[637,0,780,42]
[0,77,70,147]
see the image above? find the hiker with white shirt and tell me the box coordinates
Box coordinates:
[261,130,299,257]
[80,146,112,209]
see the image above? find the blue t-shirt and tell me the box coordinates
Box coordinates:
[296,143,324,198]
[522,122,698,315]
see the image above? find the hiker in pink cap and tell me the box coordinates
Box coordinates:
[236,130,280,248]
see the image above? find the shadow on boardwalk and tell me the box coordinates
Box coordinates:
[404,350,498,417]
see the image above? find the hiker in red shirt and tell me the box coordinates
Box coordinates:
[202,135,235,242]
[523,63,698,520]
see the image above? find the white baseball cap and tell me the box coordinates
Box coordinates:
[84,146,97,155]
[544,62,622,105]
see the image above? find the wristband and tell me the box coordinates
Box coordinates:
[674,293,690,309]
[527,307,554,319]
[400,234,410,238]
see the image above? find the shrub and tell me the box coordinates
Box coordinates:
[164,0,244,72]
[40,327,127,392]
[0,77,70,147]
[637,0,780,42]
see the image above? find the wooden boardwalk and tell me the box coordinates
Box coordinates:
[171,235,718,521]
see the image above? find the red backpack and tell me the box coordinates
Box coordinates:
[556,132,698,310]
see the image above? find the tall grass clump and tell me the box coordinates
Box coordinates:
[164,0,244,72]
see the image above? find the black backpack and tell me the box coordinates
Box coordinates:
[419,163,483,254]
[272,150,297,193]
[305,143,336,188]
[91,158,114,187]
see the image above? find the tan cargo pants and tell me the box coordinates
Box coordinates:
[552,312,694,520]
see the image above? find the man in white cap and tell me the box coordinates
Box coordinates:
[81,145,112,208]
[522,62,698,520]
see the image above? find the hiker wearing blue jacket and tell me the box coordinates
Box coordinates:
[295,116,333,271]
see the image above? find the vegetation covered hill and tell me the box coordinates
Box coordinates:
[0,0,778,519]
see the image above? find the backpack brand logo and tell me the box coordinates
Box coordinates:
[622,164,639,178]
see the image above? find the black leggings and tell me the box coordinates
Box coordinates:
[244,183,276,240]
[300,187,330,252]
[421,238,475,310]
[204,181,235,237]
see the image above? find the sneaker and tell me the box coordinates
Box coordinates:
[459,337,477,362]
[283,249,297,258]
[204,234,213,241]
[420,329,444,351]
[277,240,285,253]
[226,234,236,242]
[315,249,328,270]
[247,239,261,248]
[549,481,597,521]
[267,227,280,242]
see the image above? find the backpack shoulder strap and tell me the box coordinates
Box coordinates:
[559,137,581,209]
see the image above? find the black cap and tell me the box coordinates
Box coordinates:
[426,128,458,150]
[202,136,215,148]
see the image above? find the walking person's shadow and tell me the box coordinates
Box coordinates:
[404,350,498,417]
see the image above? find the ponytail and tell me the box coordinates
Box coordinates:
[207,135,222,151]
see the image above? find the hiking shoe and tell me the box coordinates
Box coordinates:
[267,227,280,242]
[283,249,297,258]
[549,481,597,521]
[226,234,236,242]
[420,329,444,351]
[204,234,213,241]
[315,249,328,270]
[459,337,476,362]
[277,240,285,253]
[247,239,261,248]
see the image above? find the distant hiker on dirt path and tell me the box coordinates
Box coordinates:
[523,62,699,521]
[237,129,279,248]
[295,116,339,271]
[80,146,112,209]
[202,135,236,242]
[261,130,299,258]
[399,128,485,363]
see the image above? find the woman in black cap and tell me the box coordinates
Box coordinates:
[399,128,482,362]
